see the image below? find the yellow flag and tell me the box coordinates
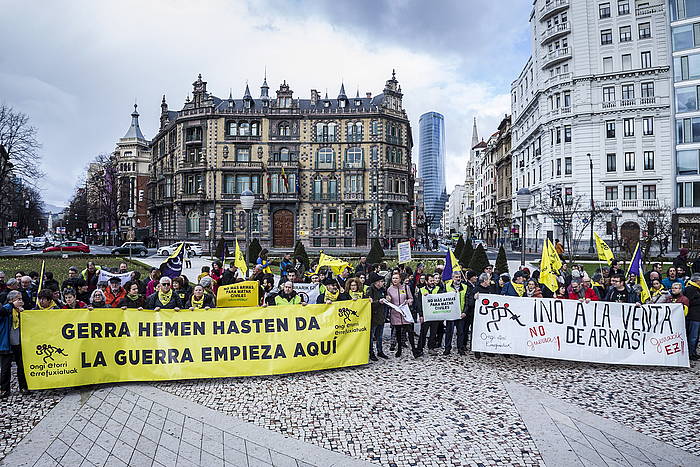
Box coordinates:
[450,249,462,272]
[546,239,562,271]
[594,233,614,266]
[539,242,559,293]
[234,239,248,275]
[37,260,45,293]
[315,253,351,275]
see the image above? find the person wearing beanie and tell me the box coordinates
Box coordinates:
[501,272,525,297]
[316,278,342,304]
[366,272,388,361]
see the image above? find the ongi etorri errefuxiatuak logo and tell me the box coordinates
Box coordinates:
[338,307,359,324]
[35,344,68,364]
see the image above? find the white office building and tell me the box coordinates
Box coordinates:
[446,184,466,233]
[511,0,672,252]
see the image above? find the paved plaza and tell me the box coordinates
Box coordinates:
[1,337,700,466]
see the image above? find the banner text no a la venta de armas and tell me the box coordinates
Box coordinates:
[472,294,689,367]
[21,300,371,390]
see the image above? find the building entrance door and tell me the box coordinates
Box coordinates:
[273,209,294,248]
[355,223,368,247]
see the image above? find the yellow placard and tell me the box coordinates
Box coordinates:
[20,300,371,390]
[216,281,259,307]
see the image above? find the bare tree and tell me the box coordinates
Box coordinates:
[638,203,674,266]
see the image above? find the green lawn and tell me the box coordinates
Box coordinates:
[0,255,152,284]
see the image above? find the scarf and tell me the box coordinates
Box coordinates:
[127,293,140,301]
[349,290,364,300]
[12,308,19,330]
[190,295,205,309]
[325,289,340,302]
[512,283,525,297]
[158,289,173,306]
[37,300,57,310]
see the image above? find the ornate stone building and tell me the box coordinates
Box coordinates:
[145,72,413,249]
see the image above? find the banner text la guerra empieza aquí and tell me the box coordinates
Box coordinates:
[20,300,371,390]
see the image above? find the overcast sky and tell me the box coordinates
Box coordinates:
[0,0,531,206]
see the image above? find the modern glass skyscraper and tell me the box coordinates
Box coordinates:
[419,112,447,232]
[671,0,700,249]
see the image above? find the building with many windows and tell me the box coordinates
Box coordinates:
[510,0,672,252]
[418,111,447,233]
[670,0,700,249]
[139,72,413,249]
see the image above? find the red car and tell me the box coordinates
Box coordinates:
[43,241,90,254]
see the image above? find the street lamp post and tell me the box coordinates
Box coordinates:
[208,209,215,260]
[587,153,595,254]
[387,208,394,249]
[127,208,135,260]
[240,189,255,274]
[516,188,532,267]
[612,207,620,253]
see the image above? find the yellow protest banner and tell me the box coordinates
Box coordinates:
[216,280,259,307]
[20,300,371,390]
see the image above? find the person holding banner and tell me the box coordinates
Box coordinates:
[118,281,145,309]
[145,277,183,311]
[34,290,59,310]
[341,278,365,301]
[603,274,640,304]
[104,277,127,308]
[0,290,28,397]
[186,285,216,310]
[385,273,417,358]
[88,289,107,309]
[468,273,497,358]
[444,271,468,356]
[366,272,388,361]
[61,288,87,309]
[267,281,306,306]
[568,278,598,302]
[416,274,443,356]
[684,273,700,360]
[317,278,343,304]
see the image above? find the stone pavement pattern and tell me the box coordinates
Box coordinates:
[3,341,700,466]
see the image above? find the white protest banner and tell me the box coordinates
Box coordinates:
[384,300,414,323]
[422,292,461,321]
[397,241,412,264]
[472,294,689,368]
[293,283,320,305]
[97,270,132,287]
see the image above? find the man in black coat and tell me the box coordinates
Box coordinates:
[684,273,700,360]
[467,273,497,358]
[145,277,183,311]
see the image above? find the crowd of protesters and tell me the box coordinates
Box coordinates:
[2,246,700,397]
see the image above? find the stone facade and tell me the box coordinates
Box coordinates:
[145,73,413,249]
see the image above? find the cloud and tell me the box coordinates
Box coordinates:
[0,0,528,205]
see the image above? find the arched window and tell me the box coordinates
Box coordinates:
[317,148,334,169]
[278,122,290,136]
[239,122,250,136]
[280,147,290,161]
[187,211,200,234]
[346,147,363,166]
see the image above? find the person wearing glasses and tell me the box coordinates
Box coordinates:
[145,277,183,311]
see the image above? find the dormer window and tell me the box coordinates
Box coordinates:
[324,101,330,108]
[355,100,361,106]
[339,100,346,108]
[244,100,251,109]
[278,97,292,108]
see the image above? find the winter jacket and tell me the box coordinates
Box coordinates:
[684,281,700,321]
[386,284,414,326]
[118,296,146,309]
[0,303,13,352]
[603,285,639,303]
[145,292,183,310]
[567,287,598,301]
[104,287,127,307]
[366,285,386,327]
[186,293,217,309]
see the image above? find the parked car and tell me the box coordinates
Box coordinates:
[30,237,50,250]
[111,242,148,257]
[13,238,32,249]
[158,242,202,257]
[43,241,90,254]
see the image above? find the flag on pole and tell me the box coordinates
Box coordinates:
[314,253,351,275]
[159,242,185,279]
[234,239,248,275]
[442,249,462,281]
[539,243,559,293]
[37,260,45,293]
[627,242,651,303]
[281,167,289,191]
[594,233,615,265]
[546,239,562,271]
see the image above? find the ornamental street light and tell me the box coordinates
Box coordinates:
[208,209,216,260]
[127,208,135,260]
[587,153,595,254]
[387,208,394,248]
[516,187,532,267]
[240,189,255,274]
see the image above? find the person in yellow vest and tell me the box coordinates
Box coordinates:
[415,274,444,357]
[444,271,468,356]
[316,278,342,304]
[263,281,307,306]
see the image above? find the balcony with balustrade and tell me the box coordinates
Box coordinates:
[599,95,667,111]
[268,191,299,202]
[636,3,663,17]
[541,47,572,69]
[541,22,570,45]
[539,0,569,22]
[311,193,339,202]
[597,199,660,211]
[221,160,264,170]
